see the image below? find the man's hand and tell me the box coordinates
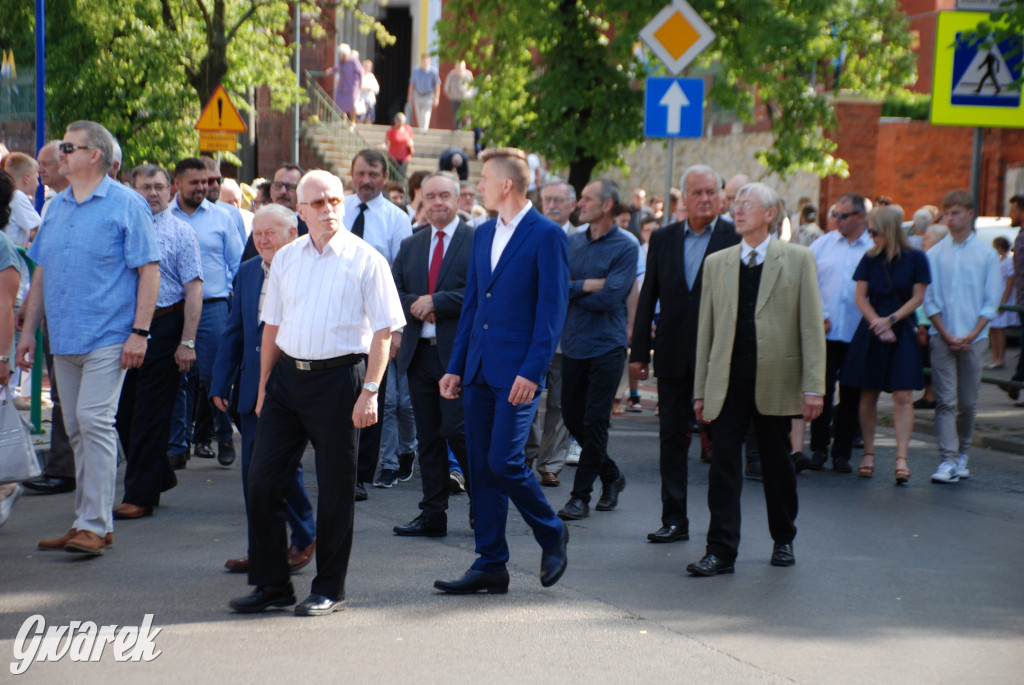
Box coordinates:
[121,333,148,369]
[630,361,648,381]
[582,278,606,293]
[823,317,832,334]
[508,375,538,406]
[409,294,435,321]
[174,344,196,373]
[212,396,230,413]
[15,337,36,372]
[439,373,461,399]
[0,360,10,387]
[255,388,265,417]
[802,394,824,422]
[694,399,706,424]
[352,389,379,428]
[389,331,402,361]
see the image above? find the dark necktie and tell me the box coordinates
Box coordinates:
[352,202,368,238]
[747,250,758,267]
[428,231,446,294]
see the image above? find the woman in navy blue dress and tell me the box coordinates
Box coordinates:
[841,206,931,484]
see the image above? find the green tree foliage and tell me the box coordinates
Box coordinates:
[437,0,916,185]
[971,2,1024,90]
[0,1,389,168]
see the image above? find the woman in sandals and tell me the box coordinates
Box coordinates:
[841,206,931,484]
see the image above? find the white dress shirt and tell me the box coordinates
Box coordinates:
[809,229,873,342]
[343,192,413,266]
[740,234,771,266]
[421,218,459,340]
[491,201,533,271]
[262,231,406,360]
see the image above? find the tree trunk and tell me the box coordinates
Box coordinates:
[567,154,599,199]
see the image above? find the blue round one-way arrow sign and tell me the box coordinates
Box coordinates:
[645,77,705,138]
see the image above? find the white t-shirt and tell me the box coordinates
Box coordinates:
[3,190,41,247]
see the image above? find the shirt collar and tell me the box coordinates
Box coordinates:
[172,195,211,214]
[262,259,271,276]
[684,217,717,238]
[432,217,459,238]
[741,234,771,260]
[496,201,533,232]
[60,175,114,205]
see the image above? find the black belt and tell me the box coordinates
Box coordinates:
[281,353,362,371]
[153,301,185,319]
[418,337,438,347]
[203,297,227,304]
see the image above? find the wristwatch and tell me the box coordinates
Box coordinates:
[362,382,380,393]
[889,315,898,324]
[0,355,9,363]
[132,327,150,337]
[180,339,196,349]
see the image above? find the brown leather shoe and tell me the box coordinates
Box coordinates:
[540,472,560,487]
[64,530,106,555]
[288,541,316,572]
[39,528,114,550]
[113,503,154,520]
[224,555,249,573]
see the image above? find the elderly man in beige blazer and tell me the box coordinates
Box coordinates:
[687,182,825,576]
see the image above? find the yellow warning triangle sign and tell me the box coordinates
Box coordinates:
[195,85,247,133]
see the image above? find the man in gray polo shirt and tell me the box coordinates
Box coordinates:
[407,54,441,132]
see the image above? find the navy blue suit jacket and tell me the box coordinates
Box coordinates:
[211,256,264,414]
[447,206,569,389]
[392,220,474,374]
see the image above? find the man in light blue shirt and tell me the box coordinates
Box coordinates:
[18,121,161,554]
[923,189,1003,484]
[807,193,873,472]
[168,157,243,466]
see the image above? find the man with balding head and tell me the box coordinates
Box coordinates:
[212,204,316,575]
[722,174,751,219]
[230,170,404,616]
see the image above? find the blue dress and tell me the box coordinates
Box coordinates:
[841,249,931,392]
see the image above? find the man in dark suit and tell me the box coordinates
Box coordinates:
[391,173,473,537]
[630,165,740,544]
[211,205,316,574]
[437,148,569,594]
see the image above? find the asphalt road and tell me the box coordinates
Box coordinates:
[1,411,1022,684]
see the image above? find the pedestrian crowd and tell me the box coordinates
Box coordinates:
[1,120,1022,613]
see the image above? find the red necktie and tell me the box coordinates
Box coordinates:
[428,231,446,293]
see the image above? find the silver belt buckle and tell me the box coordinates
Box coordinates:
[295,359,311,371]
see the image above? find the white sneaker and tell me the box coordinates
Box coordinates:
[956,454,970,479]
[565,440,581,465]
[930,461,960,484]
[0,484,22,528]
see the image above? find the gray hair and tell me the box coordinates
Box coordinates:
[912,208,932,235]
[254,203,298,230]
[542,180,576,201]
[423,171,460,195]
[295,169,343,202]
[736,182,782,214]
[66,120,117,173]
[924,223,949,244]
[593,178,621,208]
[680,164,722,194]
[130,163,171,186]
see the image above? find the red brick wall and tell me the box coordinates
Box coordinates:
[820,100,882,214]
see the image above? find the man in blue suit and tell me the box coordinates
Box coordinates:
[437,148,570,594]
[211,204,316,574]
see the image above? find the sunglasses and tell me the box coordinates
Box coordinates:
[867,228,880,237]
[831,209,860,220]
[300,197,344,211]
[207,177,223,185]
[271,181,298,192]
[58,142,92,155]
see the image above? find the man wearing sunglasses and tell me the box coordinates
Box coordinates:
[807,193,871,473]
[166,157,244,469]
[18,121,162,555]
[201,155,247,249]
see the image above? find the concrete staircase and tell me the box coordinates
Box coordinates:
[303,120,480,188]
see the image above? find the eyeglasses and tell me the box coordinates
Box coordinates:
[272,181,298,192]
[58,142,91,155]
[832,209,860,220]
[734,201,761,211]
[207,177,223,185]
[300,197,344,211]
[136,183,168,193]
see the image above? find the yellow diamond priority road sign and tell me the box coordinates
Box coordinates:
[640,0,715,75]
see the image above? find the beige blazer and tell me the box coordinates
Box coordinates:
[694,237,826,421]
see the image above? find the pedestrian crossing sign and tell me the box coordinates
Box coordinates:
[931,11,1024,127]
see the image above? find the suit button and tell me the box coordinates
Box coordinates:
[486,292,492,298]
[256,346,261,352]
[483,324,489,330]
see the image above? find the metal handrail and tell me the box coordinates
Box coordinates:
[302,71,407,186]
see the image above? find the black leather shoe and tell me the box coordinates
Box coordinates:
[791,451,811,473]
[833,455,852,473]
[229,583,296,613]
[647,524,689,543]
[808,451,828,471]
[168,453,188,470]
[355,482,368,502]
[686,554,735,576]
[557,497,589,520]
[194,441,215,458]
[434,568,510,594]
[744,461,763,481]
[540,522,569,587]
[595,473,626,511]
[217,440,236,466]
[770,542,795,567]
[22,475,76,494]
[294,593,345,616]
[394,515,447,537]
